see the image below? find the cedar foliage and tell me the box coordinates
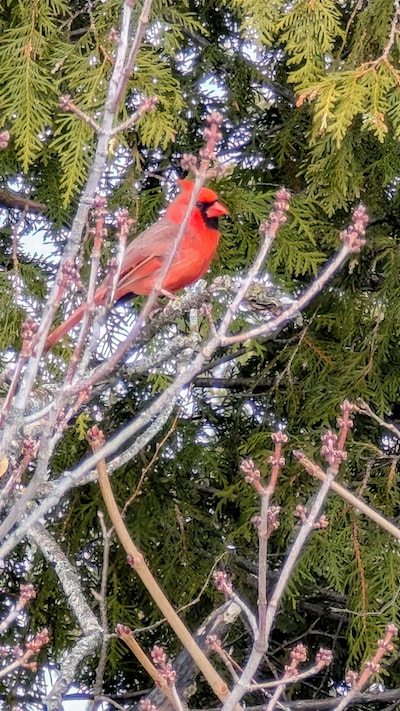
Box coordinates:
[1,0,400,705]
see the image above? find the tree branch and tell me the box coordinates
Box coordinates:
[88,427,232,706]
[28,523,102,710]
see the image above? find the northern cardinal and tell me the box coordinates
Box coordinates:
[45,179,228,349]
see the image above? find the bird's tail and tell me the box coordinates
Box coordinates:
[44,289,107,351]
[44,304,87,351]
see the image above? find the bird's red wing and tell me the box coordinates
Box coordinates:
[114,253,163,297]
[120,219,179,272]
[112,220,175,294]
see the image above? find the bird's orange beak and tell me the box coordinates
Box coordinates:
[206,200,229,218]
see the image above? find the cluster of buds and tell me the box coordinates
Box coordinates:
[294,505,308,523]
[340,204,368,253]
[115,623,131,637]
[0,130,10,149]
[181,153,198,173]
[21,440,37,461]
[268,430,289,493]
[345,669,359,687]
[320,430,347,468]
[0,583,37,636]
[319,400,354,470]
[181,112,226,178]
[337,399,354,431]
[267,451,286,470]
[0,629,49,676]
[59,94,74,111]
[92,194,108,215]
[252,505,281,536]
[19,584,36,604]
[285,643,307,675]
[200,112,223,163]
[360,624,398,677]
[108,27,119,43]
[346,624,398,690]
[87,425,105,447]
[115,207,133,231]
[138,700,157,711]
[151,645,177,686]
[140,96,159,114]
[315,647,334,669]
[59,257,79,290]
[25,629,50,655]
[259,188,291,235]
[267,504,281,530]
[205,634,223,655]
[21,318,38,343]
[268,433,288,469]
[271,430,289,446]
[240,459,261,486]
[213,569,233,597]
[378,624,398,651]
[21,317,38,357]
[89,196,109,260]
[12,439,39,484]
[281,645,332,682]
[294,505,329,529]
[115,207,134,248]
[313,513,329,529]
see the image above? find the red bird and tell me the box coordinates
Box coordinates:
[45,179,228,349]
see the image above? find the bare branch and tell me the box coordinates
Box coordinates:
[88,426,232,706]
[28,523,102,710]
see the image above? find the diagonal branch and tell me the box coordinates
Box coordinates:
[88,427,233,706]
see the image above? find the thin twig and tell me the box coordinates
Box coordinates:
[294,451,400,541]
[117,628,174,702]
[91,511,113,709]
[112,0,155,110]
[121,411,180,517]
[354,399,400,439]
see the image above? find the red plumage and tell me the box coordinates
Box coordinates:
[45,179,228,349]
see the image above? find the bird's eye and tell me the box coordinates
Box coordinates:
[196,201,215,210]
